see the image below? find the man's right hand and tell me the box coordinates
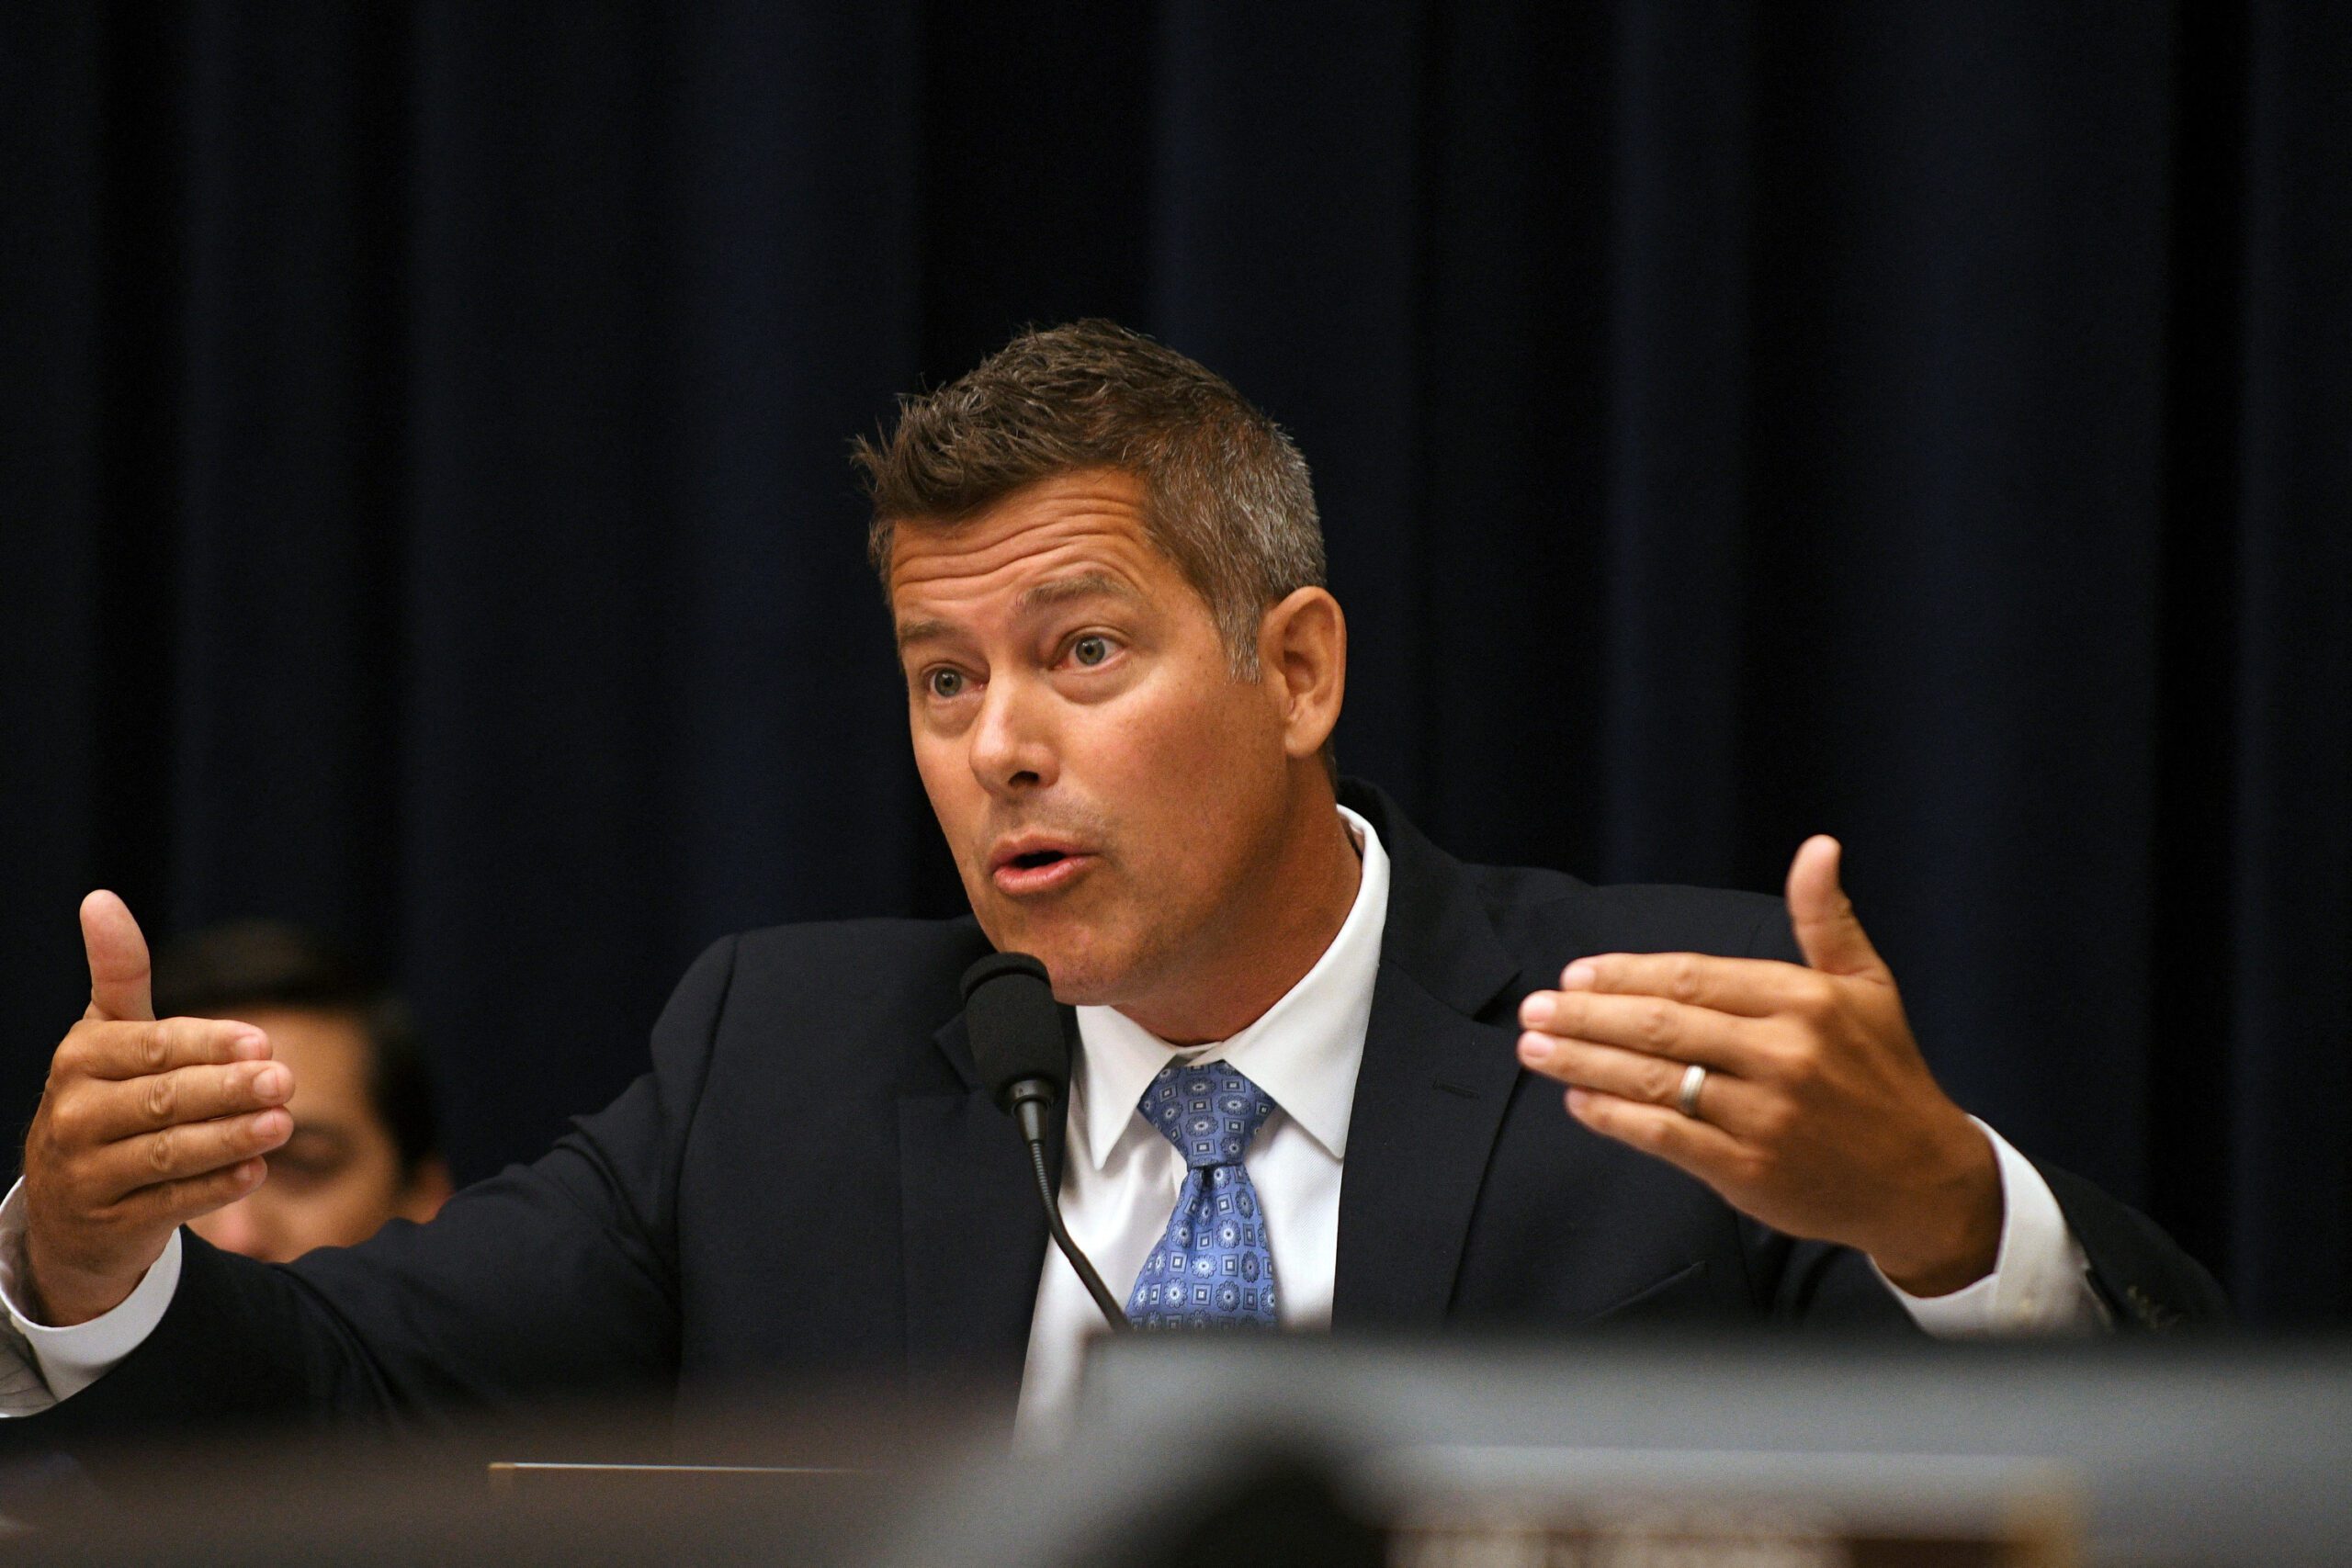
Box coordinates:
[18,892,294,1325]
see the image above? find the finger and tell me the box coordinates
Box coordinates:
[80,890,154,1023]
[1518,988,1766,1072]
[105,1158,270,1232]
[1565,1087,1752,1183]
[1521,1036,1770,1132]
[1784,836,1891,981]
[1553,951,1820,1019]
[74,1016,270,1081]
[78,1060,294,1141]
[89,1109,291,1200]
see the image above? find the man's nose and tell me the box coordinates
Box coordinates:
[193,1195,271,1261]
[967,675,1058,794]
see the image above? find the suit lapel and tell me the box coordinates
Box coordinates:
[1332,783,1529,1331]
[898,1013,1060,1377]
[1332,967,1523,1327]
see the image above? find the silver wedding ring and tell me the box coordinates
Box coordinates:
[1675,1062,1707,1120]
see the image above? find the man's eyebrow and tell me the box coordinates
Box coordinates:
[895,617,954,651]
[894,574,1139,651]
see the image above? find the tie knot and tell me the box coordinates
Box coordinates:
[1138,1062,1276,1171]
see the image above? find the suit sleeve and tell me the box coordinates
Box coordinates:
[1736,906,2227,1331]
[2038,1160,2229,1330]
[1,935,741,1455]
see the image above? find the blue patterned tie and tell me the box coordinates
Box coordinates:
[1127,1062,1281,1328]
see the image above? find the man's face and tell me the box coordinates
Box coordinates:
[187,1007,445,1262]
[890,469,1298,1012]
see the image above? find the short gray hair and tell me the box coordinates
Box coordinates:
[852,320,1325,675]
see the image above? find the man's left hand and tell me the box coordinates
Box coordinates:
[1513,836,2002,1296]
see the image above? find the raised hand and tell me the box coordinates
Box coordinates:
[1513,838,2003,1296]
[19,893,295,1325]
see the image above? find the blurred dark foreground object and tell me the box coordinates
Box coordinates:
[5,1337,2349,1566]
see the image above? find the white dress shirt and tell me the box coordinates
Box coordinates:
[0,805,2102,1420]
[1013,807,1394,1434]
[0,1202,182,1416]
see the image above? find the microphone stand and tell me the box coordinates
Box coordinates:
[1010,1087,1131,1333]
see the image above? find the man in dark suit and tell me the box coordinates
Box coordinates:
[0,322,2221,1450]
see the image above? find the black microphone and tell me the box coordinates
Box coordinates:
[960,952,1129,1333]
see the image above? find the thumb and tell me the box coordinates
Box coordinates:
[1784,836,1889,981]
[81,890,156,1022]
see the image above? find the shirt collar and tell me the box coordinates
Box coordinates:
[1071,806,1390,1170]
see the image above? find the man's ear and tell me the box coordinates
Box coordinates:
[396,1156,455,1224]
[1258,587,1346,761]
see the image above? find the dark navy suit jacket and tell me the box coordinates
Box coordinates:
[13,784,2224,1457]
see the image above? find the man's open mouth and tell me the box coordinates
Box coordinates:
[989,840,1094,895]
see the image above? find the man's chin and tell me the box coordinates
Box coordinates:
[1026,948,1133,1009]
[973,918,1136,1008]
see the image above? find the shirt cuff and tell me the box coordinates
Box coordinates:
[1880,1119,2109,1335]
[0,1177,182,1403]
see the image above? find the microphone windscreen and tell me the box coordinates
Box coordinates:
[960,952,1069,1113]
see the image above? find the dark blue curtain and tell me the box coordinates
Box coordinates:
[2,2,2344,1325]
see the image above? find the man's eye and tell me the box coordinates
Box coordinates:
[264,1154,339,1190]
[926,668,967,699]
[1070,636,1112,668]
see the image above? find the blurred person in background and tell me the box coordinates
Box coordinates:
[149,922,450,1262]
